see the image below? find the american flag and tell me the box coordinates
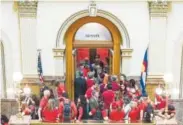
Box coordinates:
[37,51,44,84]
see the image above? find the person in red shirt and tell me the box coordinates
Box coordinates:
[86,72,95,89]
[111,75,120,91]
[38,89,51,121]
[58,93,77,122]
[54,81,65,98]
[21,102,32,116]
[76,95,88,122]
[42,99,59,123]
[102,84,115,111]
[129,101,139,122]
[109,102,125,122]
[82,65,90,79]
[138,96,148,120]
[155,94,166,110]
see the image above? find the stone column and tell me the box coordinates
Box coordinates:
[147,1,169,84]
[147,2,170,100]
[17,1,38,77]
[121,47,133,76]
[53,47,65,77]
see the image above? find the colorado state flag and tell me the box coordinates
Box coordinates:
[140,48,148,96]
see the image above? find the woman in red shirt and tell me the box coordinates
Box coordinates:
[129,101,139,122]
[76,95,88,122]
[109,102,125,122]
[42,99,59,123]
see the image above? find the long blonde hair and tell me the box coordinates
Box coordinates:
[46,99,56,111]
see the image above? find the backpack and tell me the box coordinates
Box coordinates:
[63,101,71,121]
[143,104,154,123]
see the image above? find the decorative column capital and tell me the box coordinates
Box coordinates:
[53,48,65,58]
[15,1,38,18]
[146,73,165,84]
[121,48,133,58]
[149,1,170,17]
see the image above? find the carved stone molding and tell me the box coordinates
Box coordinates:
[149,1,170,17]
[21,76,65,84]
[53,48,65,58]
[146,74,165,84]
[15,1,38,18]
[121,48,133,57]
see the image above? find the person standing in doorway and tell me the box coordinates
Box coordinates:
[74,71,87,103]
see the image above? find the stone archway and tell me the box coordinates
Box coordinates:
[0,30,13,98]
[53,9,133,99]
[56,9,130,48]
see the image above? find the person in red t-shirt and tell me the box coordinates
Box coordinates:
[21,102,32,116]
[155,94,166,110]
[54,81,65,98]
[109,102,125,121]
[102,84,115,111]
[111,75,120,91]
[76,95,88,122]
[42,99,59,123]
[58,93,77,122]
[138,96,148,120]
[129,101,139,122]
[38,89,51,121]
[82,65,90,79]
[86,72,95,89]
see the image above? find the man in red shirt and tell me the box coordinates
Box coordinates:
[86,72,95,89]
[102,84,115,112]
[38,89,51,121]
[58,93,77,122]
[129,101,139,122]
[109,102,125,122]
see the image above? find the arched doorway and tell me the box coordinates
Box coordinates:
[64,16,122,99]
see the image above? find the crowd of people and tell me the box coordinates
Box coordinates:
[1,55,176,124]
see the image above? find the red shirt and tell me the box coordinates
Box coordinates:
[129,107,139,121]
[85,87,93,99]
[159,99,166,109]
[109,110,125,121]
[116,99,124,108]
[138,102,147,112]
[82,68,90,77]
[86,79,95,89]
[57,84,65,97]
[40,97,49,110]
[42,108,59,122]
[23,107,31,115]
[102,90,115,109]
[155,95,166,110]
[111,82,120,91]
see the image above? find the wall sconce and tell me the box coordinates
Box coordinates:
[88,1,97,17]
